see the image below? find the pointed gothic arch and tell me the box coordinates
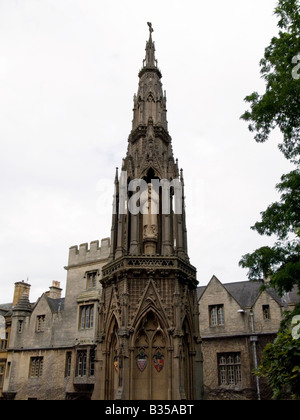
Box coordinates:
[147,93,155,103]
[131,310,169,400]
[142,167,159,183]
[129,278,171,333]
[140,165,163,183]
[105,315,120,399]
[180,317,194,400]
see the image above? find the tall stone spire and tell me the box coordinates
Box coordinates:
[108,23,190,260]
[93,24,203,401]
[132,22,167,132]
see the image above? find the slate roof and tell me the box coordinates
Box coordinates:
[0,296,65,316]
[197,286,206,301]
[197,279,300,309]
[0,303,12,312]
[282,286,300,305]
[224,281,265,307]
[0,303,13,317]
[47,297,65,313]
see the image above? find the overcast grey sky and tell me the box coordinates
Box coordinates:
[0,0,294,303]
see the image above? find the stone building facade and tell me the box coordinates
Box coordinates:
[198,275,300,400]
[0,281,31,398]
[0,304,11,398]
[2,239,110,400]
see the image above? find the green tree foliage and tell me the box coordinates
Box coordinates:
[239,170,300,295]
[240,0,300,164]
[252,170,300,240]
[240,0,300,399]
[240,0,300,294]
[256,320,300,400]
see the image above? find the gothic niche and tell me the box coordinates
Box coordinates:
[132,311,168,400]
[141,168,160,255]
[180,318,193,400]
[106,317,120,400]
[141,183,159,255]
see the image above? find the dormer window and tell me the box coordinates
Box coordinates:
[209,305,225,327]
[263,305,271,320]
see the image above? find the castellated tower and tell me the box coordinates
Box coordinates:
[92,24,203,400]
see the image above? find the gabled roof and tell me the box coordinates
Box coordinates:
[281,286,300,306]
[197,286,206,301]
[30,294,65,314]
[47,297,65,313]
[197,278,300,308]
[0,296,66,317]
[223,281,264,308]
[0,303,12,315]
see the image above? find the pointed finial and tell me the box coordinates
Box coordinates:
[114,167,119,183]
[139,22,161,78]
[144,23,155,68]
[180,168,184,184]
[147,22,154,35]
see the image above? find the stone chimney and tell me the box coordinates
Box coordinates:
[13,281,31,307]
[48,281,62,299]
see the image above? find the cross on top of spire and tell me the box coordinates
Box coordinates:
[139,22,161,78]
[147,22,154,37]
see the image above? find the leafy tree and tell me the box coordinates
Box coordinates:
[240,0,300,164]
[239,169,300,295]
[256,318,300,400]
[239,182,300,402]
[239,0,300,293]
[252,170,300,240]
[240,0,300,399]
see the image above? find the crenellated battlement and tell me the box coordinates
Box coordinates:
[67,237,110,267]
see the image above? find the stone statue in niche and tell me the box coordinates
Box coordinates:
[141,183,159,254]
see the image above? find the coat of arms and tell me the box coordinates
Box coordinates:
[137,350,147,372]
[153,351,164,372]
[114,356,118,373]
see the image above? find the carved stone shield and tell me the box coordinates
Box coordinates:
[137,351,147,372]
[153,351,164,372]
[114,356,118,373]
